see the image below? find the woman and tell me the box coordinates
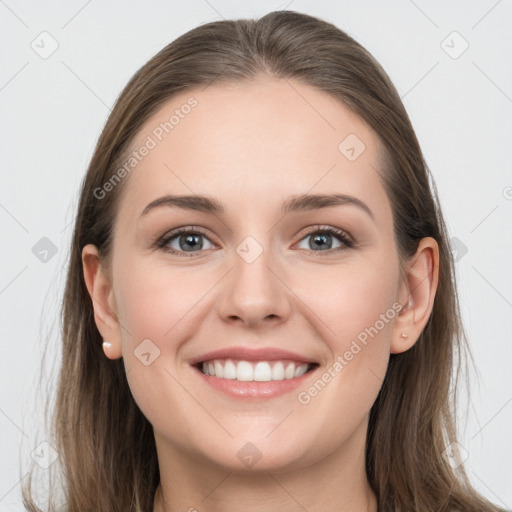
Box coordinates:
[22,10,506,512]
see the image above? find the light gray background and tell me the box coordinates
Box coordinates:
[1,1,511,510]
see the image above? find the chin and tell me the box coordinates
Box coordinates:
[196,434,314,474]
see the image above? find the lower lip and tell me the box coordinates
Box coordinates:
[193,365,318,399]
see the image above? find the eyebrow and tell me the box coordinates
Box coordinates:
[139,193,375,221]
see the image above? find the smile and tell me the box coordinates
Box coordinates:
[197,358,317,382]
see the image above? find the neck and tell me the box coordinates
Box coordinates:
[152,418,378,512]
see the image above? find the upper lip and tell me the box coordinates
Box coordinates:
[189,347,317,365]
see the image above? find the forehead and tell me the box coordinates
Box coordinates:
[117,77,389,222]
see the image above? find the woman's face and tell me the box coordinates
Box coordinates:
[94,77,408,472]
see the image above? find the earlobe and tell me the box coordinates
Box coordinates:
[82,244,123,359]
[390,237,439,354]
[101,340,122,360]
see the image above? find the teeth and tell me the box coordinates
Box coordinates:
[223,360,237,379]
[199,359,311,382]
[294,364,308,377]
[254,361,271,381]
[214,360,224,378]
[237,361,253,381]
[271,361,284,380]
[284,363,295,379]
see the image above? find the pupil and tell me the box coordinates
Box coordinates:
[180,233,202,251]
[311,233,332,250]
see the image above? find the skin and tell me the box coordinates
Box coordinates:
[82,77,439,512]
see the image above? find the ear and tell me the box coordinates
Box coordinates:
[391,237,439,354]
[82,244,123,359]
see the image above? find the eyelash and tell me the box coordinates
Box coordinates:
[156,225,354,257]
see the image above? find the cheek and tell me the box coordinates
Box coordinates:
[296,255,399,350]
[113,258,215,345]
[111,259,211,429]
[290,258,399,445]
[111,258,223,406]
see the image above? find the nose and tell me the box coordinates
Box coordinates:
[217,244,292,329]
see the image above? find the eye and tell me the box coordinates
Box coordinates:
[295,225,353,253]
[156,225,354,256]
[157,227,216,255]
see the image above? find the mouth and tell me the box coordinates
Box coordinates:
[193,358,319,382]
[189,346,320,399]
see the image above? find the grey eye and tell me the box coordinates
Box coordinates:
[297,231,345,251]
[166,232,215,252]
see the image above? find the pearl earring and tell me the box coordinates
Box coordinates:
[102,340,112,352]
[400,332,407,339]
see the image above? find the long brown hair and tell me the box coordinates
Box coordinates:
[22,10,506,512]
